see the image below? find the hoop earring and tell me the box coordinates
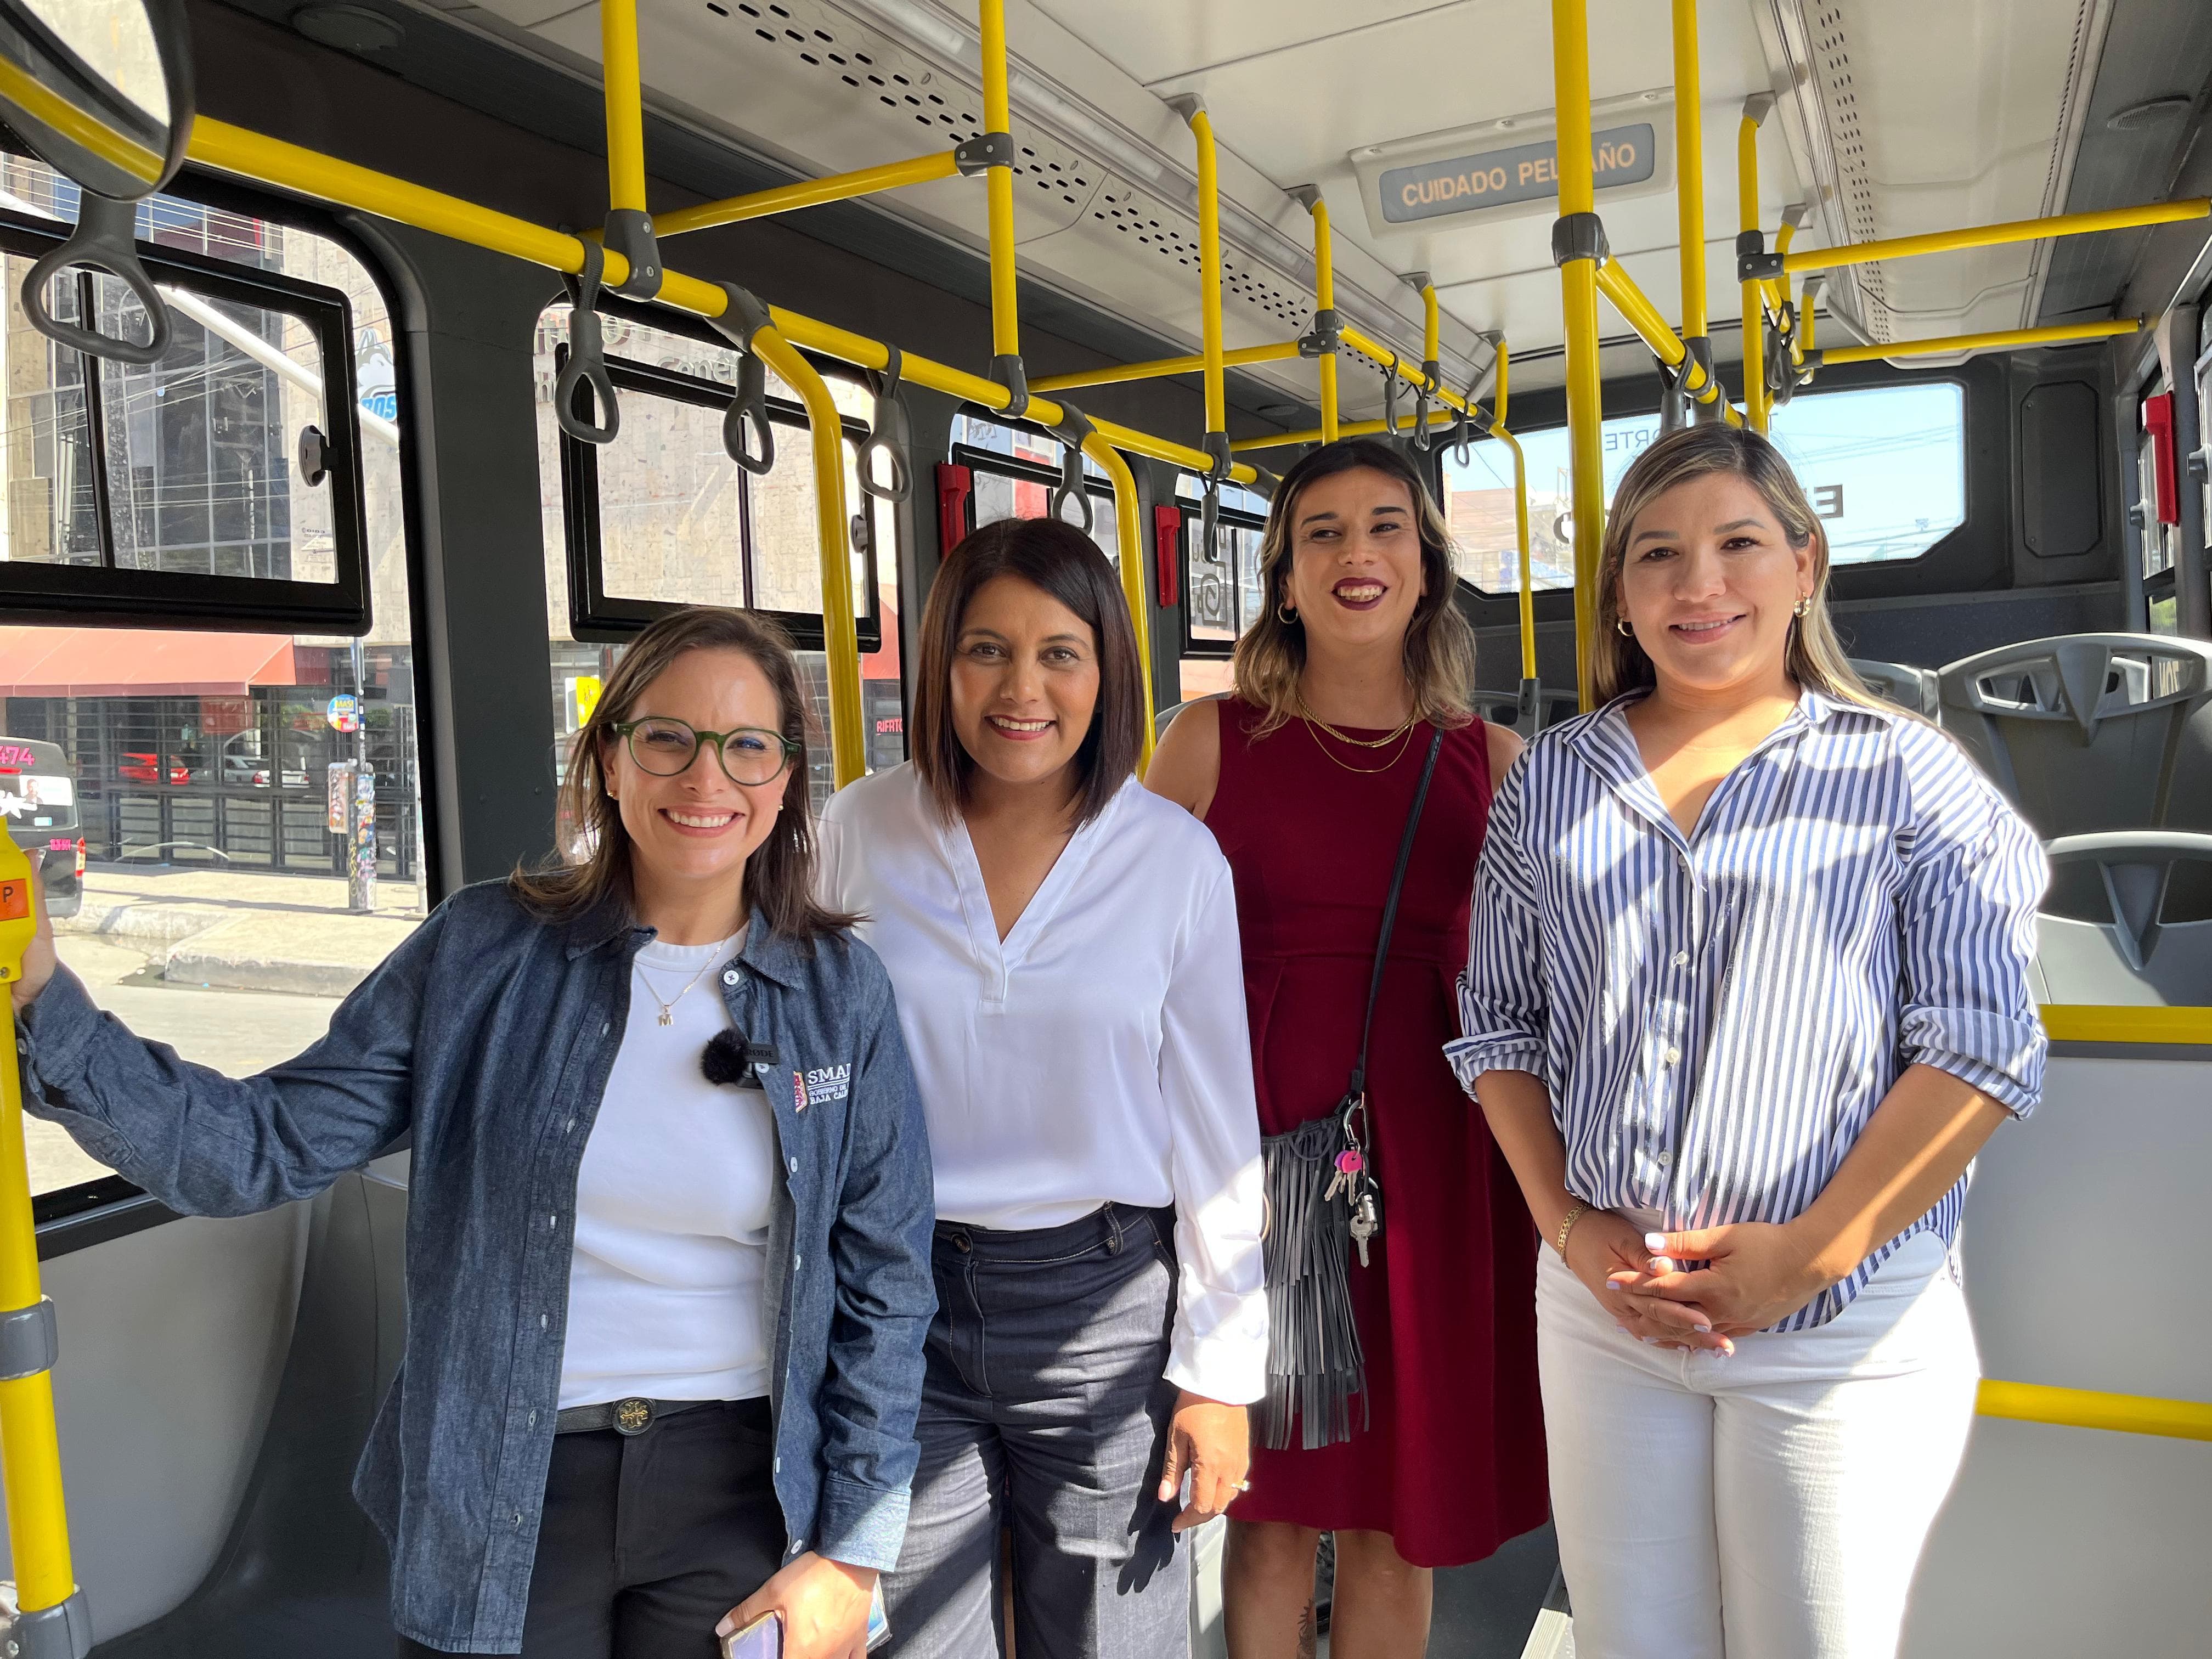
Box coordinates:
[1615,618,1633,637]
[1277,602,1299,625]
[1793,595,1812,618]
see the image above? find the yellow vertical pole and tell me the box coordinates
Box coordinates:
[979,0,1020,366]
[1553,0,1607,707]
[1085,438,1156,764]
[1491,340,1537,682]
[1739,103,1768,433]
[1492,336,1511,431]
[1184,105,1226,445]
[0,832,79,1623]
[1421,283,1441,369]
[601,0,648,215]
[1311,196,1340,441]
[750,330,866,785]
[1672,0,1708,345]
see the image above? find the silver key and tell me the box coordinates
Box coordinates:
[1349,1193,1379,1267]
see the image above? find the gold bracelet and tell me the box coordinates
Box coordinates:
[1554,1200,1590,1259]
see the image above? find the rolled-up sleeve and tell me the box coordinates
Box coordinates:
[1897,745,2049,1117]
[1158,859,1268,1406]
[1447,754,1550,1096]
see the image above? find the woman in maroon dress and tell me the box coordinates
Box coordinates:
[1148,437,1545,1658]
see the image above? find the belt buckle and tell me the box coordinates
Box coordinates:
[612,1397,653,1436]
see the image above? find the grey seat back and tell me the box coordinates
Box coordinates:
[1936,634,2212,837]
[1848,658,1940,718]
[2034,832,2212,1006]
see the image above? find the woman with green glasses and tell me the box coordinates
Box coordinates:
[13,605,938,1658]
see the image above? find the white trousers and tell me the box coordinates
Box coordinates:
[1536,1228,1979,1659]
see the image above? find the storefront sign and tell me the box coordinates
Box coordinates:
[327,693,360,733]
[1379,122,1657,223]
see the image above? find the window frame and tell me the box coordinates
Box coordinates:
[0,201,374,633]
[1171,498,1269,661]
[947,439,1117,542]
[555,341,885,651]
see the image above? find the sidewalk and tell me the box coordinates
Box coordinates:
[57,864,430,998]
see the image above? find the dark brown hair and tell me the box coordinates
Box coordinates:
[910,516,1144,827]
[1233,436,1477,734]
[510,606,857,941]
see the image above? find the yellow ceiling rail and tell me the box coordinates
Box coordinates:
[1592,258,1731,413]
[1030,340,1301,394]
[2038,1003,2212,1045]
[1309,192,1340,441]
[1341,325,1472,415]
[1816,319,2141,365]
[0,57,163,187]
[1977,1379,2212,1442]
[1229,407,1458,453]
[654,150,962,238]
[1783,197,2212,276]
[1739,98,1769,434]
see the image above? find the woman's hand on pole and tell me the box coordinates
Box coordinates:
[1608,1220,1826,1338]
[1157,1389,1249,1532]
[718,1551,876,1659]
[10,852,56,1013]
[1568,1209,1733,1352]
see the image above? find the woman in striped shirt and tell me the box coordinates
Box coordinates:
[1451,425,2046,1659]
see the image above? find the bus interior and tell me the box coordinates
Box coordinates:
[0,0,2203,1655]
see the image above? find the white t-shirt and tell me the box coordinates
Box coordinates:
[558,929,778,1409]
[819,764,1269,1406]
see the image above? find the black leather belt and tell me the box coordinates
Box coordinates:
[555,1396,718,1436]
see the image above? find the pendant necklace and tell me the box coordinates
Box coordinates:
[634,950,726,1026]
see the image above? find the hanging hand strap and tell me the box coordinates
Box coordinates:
[556,240,620,445]
[1345,726,1444,1103]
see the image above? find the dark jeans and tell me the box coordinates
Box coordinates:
[882,1204,1184,1659]
[397,1398,784,1658]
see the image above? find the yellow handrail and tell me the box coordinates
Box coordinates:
[654,150,962,238]
[978,0,1018,366]
[1671,0,1707,344]
[1311,195,1339,441]
[1592,259,1733,415]
[0,57,162,188]
[1185,105,1227,452]
[1085,439,1155,765]
[1552,0,1606,707]
[601,0,648,218]
[1342,326,1474,416]
[1784,198,2212,276]
[1420,281,1441,370]
[0,829,78,1622]
[1818,319,2141,365]
[1030,341,1301,394]
[1977,1379,2212,1442]
[1739,103,1768,434]
[1230,408,1458,453]
[2039,1003,2212,1045]
[1489,340,1538,683]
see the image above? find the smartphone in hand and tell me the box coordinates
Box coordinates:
[722,1612,781,1659]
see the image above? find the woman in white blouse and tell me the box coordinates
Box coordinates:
[820,515,1267,1659]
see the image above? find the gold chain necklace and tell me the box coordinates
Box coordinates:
[1295,691,1419,749]
[634,951,725,1026]
[1300,715,1418,775]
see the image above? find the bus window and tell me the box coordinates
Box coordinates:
[1767,381,1967,565]
[535,306,904,808]
[950,413,1117,565]
[1165,479,1267,703]
[0,170,427,1205]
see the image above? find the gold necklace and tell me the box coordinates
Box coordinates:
[1295,691,1419,748]
[1300,716,1418,775]
[634,951,725,1026]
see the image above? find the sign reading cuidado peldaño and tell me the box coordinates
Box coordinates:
[1380,123,1657,224]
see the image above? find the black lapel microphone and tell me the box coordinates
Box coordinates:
[702,1029,778,1090]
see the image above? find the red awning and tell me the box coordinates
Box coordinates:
[0,627,299,698]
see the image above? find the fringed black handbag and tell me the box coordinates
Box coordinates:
[1257,726,1444,1451]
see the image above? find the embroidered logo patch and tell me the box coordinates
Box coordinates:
[793,1071,808,1113]
[800,1063,852,1108]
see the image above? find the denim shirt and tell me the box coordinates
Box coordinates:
[19,881,937,1655]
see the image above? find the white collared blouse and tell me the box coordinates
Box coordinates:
[1448,687,2049,1330]
[820,764,1268,1404]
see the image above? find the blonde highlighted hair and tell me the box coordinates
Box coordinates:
[1592,424,1884,710]
[1232,436,1477,734]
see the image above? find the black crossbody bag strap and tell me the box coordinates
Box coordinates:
[1345,726,1444,1102]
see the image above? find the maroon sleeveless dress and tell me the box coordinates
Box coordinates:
[1205,698,1547,1565]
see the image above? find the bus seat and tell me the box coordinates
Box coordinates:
[2032,832,2212,1006]
[1934,634,2212,838]
[1153,693,1226,743]
[1848,658,1940,718]
[1480,686,1580,739]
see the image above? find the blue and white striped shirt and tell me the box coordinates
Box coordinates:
[1447,687,2047,1330]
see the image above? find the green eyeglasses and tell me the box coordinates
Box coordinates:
[606,717,801,786]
